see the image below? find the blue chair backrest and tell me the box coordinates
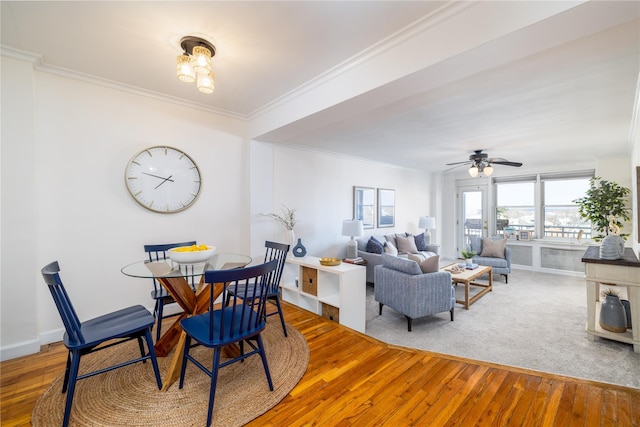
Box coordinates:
[41,261,85,344]
[204,259,278,341]
[264,241,289,294]
[144,240,197,288]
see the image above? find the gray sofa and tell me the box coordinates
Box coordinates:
[374,254,454,331]
[469,236,512,283]
[356,233,439,284]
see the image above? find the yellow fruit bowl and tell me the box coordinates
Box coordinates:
[168,245,216,264]
[319,257,341,266]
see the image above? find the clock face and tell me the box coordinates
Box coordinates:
[125,146,202,213]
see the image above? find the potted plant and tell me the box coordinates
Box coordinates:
[573,177,631,242]
[263,204,298,250]
[460,249,477,265]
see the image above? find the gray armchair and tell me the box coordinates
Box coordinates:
[469,236,511,283]
[374,254,455,331]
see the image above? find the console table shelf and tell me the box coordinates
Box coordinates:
[281,255,366,333]
[581,246,640,353]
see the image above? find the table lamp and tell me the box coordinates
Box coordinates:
[418,216,436,244]
[342,219,364,259]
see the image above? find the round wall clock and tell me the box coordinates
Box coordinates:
[125,146,202,213]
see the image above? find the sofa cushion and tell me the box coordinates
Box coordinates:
[414,233,428,251]
[396,234,418,254]
[408,253,440,273]
[384,241,398,256]
[381,253,422,275]
[480,237,507,258]
[366,237,384,254]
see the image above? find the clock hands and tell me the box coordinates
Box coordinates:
[154,175,173,189]
[142,172,175,182]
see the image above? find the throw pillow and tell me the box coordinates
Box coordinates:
[366,236,384,254]
[414,233,428,251]
[396,234,419,254]
[384,241,398,256]
[408,253,440,273]
[480,237,507,258]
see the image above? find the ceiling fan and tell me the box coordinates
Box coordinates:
[446,150,523,177]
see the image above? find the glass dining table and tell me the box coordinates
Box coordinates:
[121,252,252,390]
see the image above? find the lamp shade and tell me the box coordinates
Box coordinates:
[342,220,364,237]
[418,216,436,230]
[468,166,479,177]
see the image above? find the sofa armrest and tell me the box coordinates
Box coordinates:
[357,250,382,283]
[424,244,439,254]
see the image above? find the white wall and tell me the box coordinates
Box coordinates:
[1,58,250,360]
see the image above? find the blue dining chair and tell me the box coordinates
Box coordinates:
[41,261,162,427]
[144,240,197,341]
[225,241,290,336]
[179,259,278,427]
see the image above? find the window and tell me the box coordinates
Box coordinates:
[493,170,593,240]
[495,181,535,237]
[542,176,591,239]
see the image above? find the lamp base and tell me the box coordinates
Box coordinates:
[346,240,358,259]
[424,230,431,244]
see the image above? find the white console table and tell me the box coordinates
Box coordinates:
[582,246,640,353]
[281,255,366,333]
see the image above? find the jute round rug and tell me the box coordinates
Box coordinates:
[32,322,309,426]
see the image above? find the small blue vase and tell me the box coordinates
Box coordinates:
[292,238,307,257]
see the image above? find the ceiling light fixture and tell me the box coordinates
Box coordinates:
[176,36,216,94]
[468,161,493,177]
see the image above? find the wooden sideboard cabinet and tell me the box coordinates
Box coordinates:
[281,255,366,333]
[581,246,640,353]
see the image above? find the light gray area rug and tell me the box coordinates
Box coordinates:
[365,268,640,389]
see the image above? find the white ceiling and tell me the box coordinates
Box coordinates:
[2,1,639,174]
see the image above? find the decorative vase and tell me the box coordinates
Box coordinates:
[292,238,307,257]
[621,299,631,329]
[464,258,473,266]
[285,229,295,253]
[599,294,627,333]
[599,234,624,260]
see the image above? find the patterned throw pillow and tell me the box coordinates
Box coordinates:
[480,237,507,258]
[396,234,419,254]
[414,233,428,251]
[366,236,384,254]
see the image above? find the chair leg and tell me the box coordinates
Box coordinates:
[62,350,81,427]
[450,307,455,321]
[143,329,163,390]
[256,334,274,391]
[179,335,192,389]
[206,349,222,427]
[503,274,508,283]
[62,351,72,393]
[156,300,164,342]
[406,316,412,332]
[136,336,146,361]
[379,303,383,315]
[272,296,288,337]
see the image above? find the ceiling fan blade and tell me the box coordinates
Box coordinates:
[445,160,472,166]
[491,160,523,167]
[443,163,469,172]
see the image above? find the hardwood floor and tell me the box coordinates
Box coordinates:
[2,303,639,426]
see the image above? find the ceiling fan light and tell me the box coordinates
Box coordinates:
[197,71,215,94]
[176,54,196,83]
[468,166,479,177]
[192,46,212,74]
[484,165,493,176]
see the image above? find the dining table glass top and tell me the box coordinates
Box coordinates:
[121,253,252,279]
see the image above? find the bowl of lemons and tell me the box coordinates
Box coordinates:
[168,244,216,264]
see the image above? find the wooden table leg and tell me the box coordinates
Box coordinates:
[162,332,187,391]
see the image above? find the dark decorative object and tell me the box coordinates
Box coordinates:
[292,238,307,257]
[599,289,627,333]
[621,299,632,329]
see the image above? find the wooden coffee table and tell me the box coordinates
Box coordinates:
[440,263,493,309]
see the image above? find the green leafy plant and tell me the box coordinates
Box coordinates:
[263,204,298,230]
[460,249,477,259]
[573,176,630,241]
